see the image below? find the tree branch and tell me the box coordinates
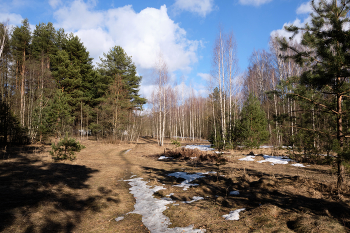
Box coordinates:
[291,93,339,115]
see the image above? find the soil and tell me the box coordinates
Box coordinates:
[1,137,350,232]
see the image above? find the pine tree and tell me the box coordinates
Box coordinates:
[97,46,146,138]
[10,19,31,126]
[234,93,269,148]
[279,0,350,190]
[98,46,146,109]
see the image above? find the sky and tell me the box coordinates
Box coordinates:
[0,0,315,101]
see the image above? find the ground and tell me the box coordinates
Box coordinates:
[1,137,350,232]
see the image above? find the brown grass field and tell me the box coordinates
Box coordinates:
[1,137,350,232]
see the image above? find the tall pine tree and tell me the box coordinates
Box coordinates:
[279,0,350,189]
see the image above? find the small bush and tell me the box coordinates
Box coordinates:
[171,139,181,148]
[50,135,85,161]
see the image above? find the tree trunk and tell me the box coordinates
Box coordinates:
[337,92,344,191]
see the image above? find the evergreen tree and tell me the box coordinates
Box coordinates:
[279,0,350,189]
[234,93,269,148]
[41,89,73,139]
[98,46,146,109]
[10,19,31,126]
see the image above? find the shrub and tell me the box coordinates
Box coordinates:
[50,135,85,161]
[171,138,181,148]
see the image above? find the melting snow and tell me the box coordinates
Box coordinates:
[239,154,307,167]
[260,145,273,149]
[257,155,291,165]
[115,216,124,221]
[124,149,132,153]
[184,145,214,151]
[230,190,240,195]
[159,156,173,160]
[291,163,306,167]
[123,177,206,232]
[183,196,204,204]
[168,172,214,190]
[239,156,255,161]
[223,208,246,220]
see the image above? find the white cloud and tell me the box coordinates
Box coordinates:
[53,2,199,73]
[270,17,312,43]
[0,12,23,25]
[197,72,211,81]
[173,0,215,17]
[238,0,272,7]
[49,0,62,9]
[296,2,312,14]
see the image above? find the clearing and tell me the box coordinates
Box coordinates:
[1,137,350,232]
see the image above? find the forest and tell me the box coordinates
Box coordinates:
[0,1,350,185]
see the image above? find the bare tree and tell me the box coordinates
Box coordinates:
[154,54,169,146]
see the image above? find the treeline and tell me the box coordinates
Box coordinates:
[0,19,145,147]
[145,0,350,156]
[144,0,350,188]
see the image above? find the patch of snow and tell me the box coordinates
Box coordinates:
[183,196,204,204]
[201,171,216,175]
[173,204,179,206]
[291,163,306,168]
[124,149,132,154]
[158,156,172,160]
[125,177,206,232]
[239,156,255,161]
[166,193,174,197]
[223,208,246,221]
[168,172,213,191]
[130,175,137,178]
[229,191,239,195]
[257,155,291,165]
[184,145,214,151]
[260,145,273,149]
[115,216,124,221]
[191,157,197,159]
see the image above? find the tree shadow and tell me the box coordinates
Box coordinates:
[0,150,104,232]
[142,163,350,230]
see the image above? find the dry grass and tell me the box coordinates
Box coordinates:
[1,137,350,232]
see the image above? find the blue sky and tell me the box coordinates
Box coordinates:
[1,0,313,100]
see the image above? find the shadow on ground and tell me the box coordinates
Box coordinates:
[0,146,107,233]
[142,161,350,231]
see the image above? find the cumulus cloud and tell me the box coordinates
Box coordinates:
[53,2,199,73]
[296,2,312,14]
[49,0,62,9]
[271,0,341,42]
[0,12,23,25]
[173,0,215,17]
[238,0,273,7]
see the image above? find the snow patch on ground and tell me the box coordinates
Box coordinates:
[124,149,132,154]
[158,156,173,160]
[239,156,255,161]
[230,190,240,195]
[260,145,274,149]
[122,177,206,232]
[223,208,246,220]
[167,172,215,191]
[183,196,204,204]
[115,216,124,221]
[291,163,306,167]
[257,155,291,165]
[239,154,307,167]
[184,145,214,151]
